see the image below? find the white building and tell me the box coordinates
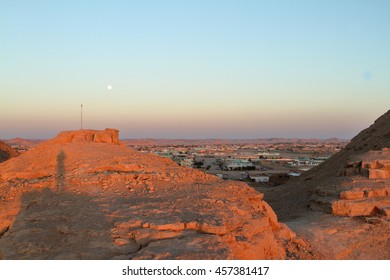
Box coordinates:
[216,173,229,180]
[225,159,255,170]
[249,175,270,183]
[288,172,301,177]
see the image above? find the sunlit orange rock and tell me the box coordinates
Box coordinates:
[55,128,119,144]
[0,129,303,260]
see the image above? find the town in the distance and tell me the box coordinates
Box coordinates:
[4,137,348,187]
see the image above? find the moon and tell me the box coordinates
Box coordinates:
[107,85,112,90]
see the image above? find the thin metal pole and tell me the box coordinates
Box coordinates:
[81,104,83,130]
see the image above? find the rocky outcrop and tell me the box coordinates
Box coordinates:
[315,151,390,219]
[268,110,390,219]
[262,110,390,259]
[363,160,390,180]
[332,189,390,217]
[0,140,19,163]
[341,149,390,179]
[330,148,390,218]
[54,128,119,144]
[0,129,311,260]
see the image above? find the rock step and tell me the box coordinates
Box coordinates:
[339,187,390,200]
[332,197,390,217]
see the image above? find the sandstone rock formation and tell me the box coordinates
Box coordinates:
[55,128,119,144]
[263,110,390,259]
[0,140,19,163]
[309,111,390,219]
[0,129,311,260]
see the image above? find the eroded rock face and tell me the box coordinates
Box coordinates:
[331,185,390,217]
[364,161,390,180]
[341,149,390,179]
[330,149,390,218]
[55,128,119,144]
[0,129,307,260]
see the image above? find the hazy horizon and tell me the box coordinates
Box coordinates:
[3,134,351,141]
[1,1,389,139]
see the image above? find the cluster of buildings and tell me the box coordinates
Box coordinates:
[129,141,346,185]
[223,159,255,171]
[287,156,330,167]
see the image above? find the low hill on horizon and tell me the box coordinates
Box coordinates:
[0,140,19,163]
[121,137,348,146]
[3,138,44,149]
[3,137,348,148]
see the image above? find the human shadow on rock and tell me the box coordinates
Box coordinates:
[0,188,139,259]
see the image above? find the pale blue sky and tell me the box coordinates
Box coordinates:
[1,0,389,139]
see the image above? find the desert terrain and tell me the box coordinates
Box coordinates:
[0,129,313,259]
[0,111,389,259]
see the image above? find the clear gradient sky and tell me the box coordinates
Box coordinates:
[1,0,389,139]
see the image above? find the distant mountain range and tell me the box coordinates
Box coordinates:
[122,137,349,146]
[3,137,349,147]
